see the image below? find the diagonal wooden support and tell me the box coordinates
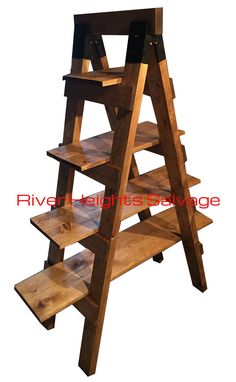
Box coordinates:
[42,24,91,330]
[78,22,149,375]
[88,34,152,220]
[87,33,164,270]
[147,36,207,292]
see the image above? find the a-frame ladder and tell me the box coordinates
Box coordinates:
[15,8,212,376]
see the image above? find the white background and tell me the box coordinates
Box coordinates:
[1,0,235,381]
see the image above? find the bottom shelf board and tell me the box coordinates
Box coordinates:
[15,208,212,323]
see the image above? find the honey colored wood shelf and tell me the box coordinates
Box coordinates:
[30,166,199,249]
[64,67,124,87]
[15,207,212,323]
[47,121,184,172]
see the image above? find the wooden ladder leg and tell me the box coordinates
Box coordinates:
[79,23,149,375]
[42,24,90,330]
[89,34,163,266]
[128,154,165,262]
[78,237,117,375]
[89,35,152,223]
[90,35,161,262]
[147,36,207,292]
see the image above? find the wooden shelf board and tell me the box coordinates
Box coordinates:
[31,201,101,250]
[15,207,212,323]
[47,121,185,172]
[112,208,212,280]
[63,67,173,98]
[64,67,124,87]
[30,166,200,249]
[15,250,93,324]
[123,166,199,219]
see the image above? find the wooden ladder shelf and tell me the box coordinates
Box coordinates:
[15,8,212,376]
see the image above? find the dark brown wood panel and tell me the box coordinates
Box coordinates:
[64,79,134,110]
[74,8,163,35]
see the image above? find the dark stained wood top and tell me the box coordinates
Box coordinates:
[74,8,163,35]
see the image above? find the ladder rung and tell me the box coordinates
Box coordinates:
[30,166,200,249]
[47,121,185,172]
[15,207,212,323]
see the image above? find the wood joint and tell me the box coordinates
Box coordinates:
[145,143,163,155]
[88,35,106,58]
[64,80,135,110]
[153,34,166,62]
[199,242,204,255]
[145,77,175,98]
[83,163,120,189]
[145,143,187,162]
[153,252,164,263]
[44,260,50,269]
[169,77,176,99]
[41,317,55,330]
[181,144,187,162]
[72,23,90,59]
[80,233,110,256]
[126,20,152,64]
[74,296,99,324]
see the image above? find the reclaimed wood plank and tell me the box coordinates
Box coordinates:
[47,121,185,172]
